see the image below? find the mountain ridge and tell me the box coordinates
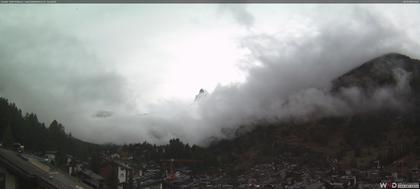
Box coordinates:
[332,52,420,94]
[207,52,420,172]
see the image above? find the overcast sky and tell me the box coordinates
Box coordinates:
[1,4,420,145]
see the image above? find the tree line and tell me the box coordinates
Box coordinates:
[0,97,100,167]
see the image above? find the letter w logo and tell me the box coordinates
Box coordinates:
[380,182,393,188]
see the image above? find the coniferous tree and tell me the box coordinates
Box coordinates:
[2,124,14,148]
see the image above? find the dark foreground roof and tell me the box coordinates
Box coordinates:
[80,169,104,181]
[0,148,93,189]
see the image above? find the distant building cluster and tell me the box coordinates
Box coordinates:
[1,144,420,189]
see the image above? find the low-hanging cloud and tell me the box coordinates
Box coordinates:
[93,6,420,145]
[1,5,420,145]
[0,11,133,141]
[93,110,114,118]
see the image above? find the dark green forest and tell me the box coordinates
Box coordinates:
[0,97,101,166]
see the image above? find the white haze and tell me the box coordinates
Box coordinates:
[1,5,420,145]
[93,6,420,145]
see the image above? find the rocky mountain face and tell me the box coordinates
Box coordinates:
[209,53,420,172]
[194,88,209,102]
[332,53,420,94]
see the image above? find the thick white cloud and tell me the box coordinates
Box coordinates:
[0,5,419,145]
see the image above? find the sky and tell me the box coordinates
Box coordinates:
[0,4,420,145]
